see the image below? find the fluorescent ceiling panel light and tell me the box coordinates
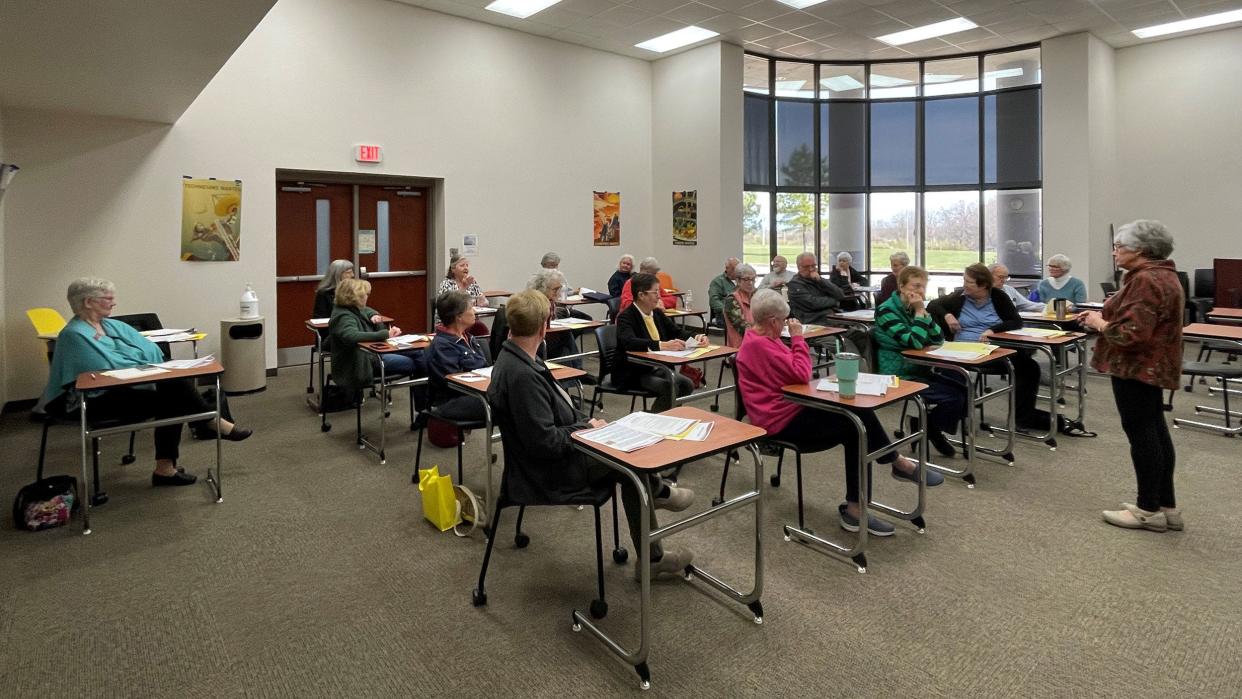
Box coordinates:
[635,25,719,52]
[1132,8,1242,38]
[868,74,913,87]
[877,17,977,46]
[923,73,964,83]
[775,0,831,8]
[485,0,561,19]
[820,76,865,92]
[984,67,1024,80]
[775,80,808,92]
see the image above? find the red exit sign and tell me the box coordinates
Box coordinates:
[355,144,382,163]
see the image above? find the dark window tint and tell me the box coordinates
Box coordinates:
[822,102,866,188]
[925,97,979,186]
[984,88,1040,185]
[777,101,815,187]
[870,101,916,187]
[744,95,770,187]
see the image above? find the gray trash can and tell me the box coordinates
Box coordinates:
[220,317,266,394]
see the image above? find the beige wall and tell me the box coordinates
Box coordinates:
[2,0,658,401]
[0,105,7,409]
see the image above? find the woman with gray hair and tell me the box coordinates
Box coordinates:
[735,290,941,537]
[1077,220,1184,532]
[829,251,869,310]
[722,262,758,347]
[41,278,252,488]
[1035,253,1087,304]
[527,269,578,363]
[313,259,354,319]
[876,251,909,306]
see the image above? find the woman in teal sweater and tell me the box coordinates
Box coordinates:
[873,266,965,457]
[1033,253,1087,304]
[42,278,252,487]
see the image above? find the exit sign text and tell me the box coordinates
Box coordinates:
[355,144,382,163]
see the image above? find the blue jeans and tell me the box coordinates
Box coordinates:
[918,373,968,434]
[378,351,421,378]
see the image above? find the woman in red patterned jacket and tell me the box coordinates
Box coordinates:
[1077,220,1184,533]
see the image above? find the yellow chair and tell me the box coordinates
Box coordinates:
[27,307,68,362]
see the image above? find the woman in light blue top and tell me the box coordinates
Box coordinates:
[1034,253,1087,304]
[42,278,252,487]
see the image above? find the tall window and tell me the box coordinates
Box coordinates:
[743,47,1043,277]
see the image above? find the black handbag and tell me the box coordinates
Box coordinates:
[12,475,79,531]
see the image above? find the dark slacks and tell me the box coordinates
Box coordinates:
[637,371,695,412]
[87,378,213,461]
[584,460,664,561]
[918,374,969,435]
[771,406,897,504]
[981,350,1048,428]
[1111,376,1176,511]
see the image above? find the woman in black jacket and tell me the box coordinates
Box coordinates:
[313,259,355,319]
[615,273,706,411]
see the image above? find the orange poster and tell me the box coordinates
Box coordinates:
[593,191,620,246]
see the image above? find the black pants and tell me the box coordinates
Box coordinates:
[585,461,664,561]
[87,378,214,462]
[1111,376,1176,511]
[981,350,1048,428]
[433,394,487,422]
[919,374,968,435]
[771,407,897,504]
[637,371,694,412]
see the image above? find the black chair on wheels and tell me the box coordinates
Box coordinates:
[587,325,659,419]
[713,362,807,510]
[411,343,492,485]
[472,420,626,619]
[36,397,129,507]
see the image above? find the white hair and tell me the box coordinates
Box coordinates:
[540,251,560,268]
[1047,254,1072,271]
[619,253,634,264]
[836,251,853,264]
[1115,220,1174,260]
[890,251,910,265]
[67,277,116,316]
[639,256,660,274]
[751,289,788,324]
[735,263,757,279]
[528,269,565,293]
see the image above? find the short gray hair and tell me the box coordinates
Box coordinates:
[836,251,853,264]
[1115,219,1174,260]
[540,251,560,268]
[735,263,757,280]
[527,268,565,294]
[68,277,116,315]
[639,256,660,274]
[619,253,634,265]
[751,289,788,324]
[890,251,910,265]
[795,252,816,266]
[1047,253,1072,271]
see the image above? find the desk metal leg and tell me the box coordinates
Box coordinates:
[907,358,1016,487]
[358,360,389,463]
[205,375,224,502]
[571,443,764,690]
[79,396,93,535]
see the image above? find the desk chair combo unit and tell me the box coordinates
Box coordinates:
[988,330,1090,450]
[353,340,428,464]
[1175,323,1242,436]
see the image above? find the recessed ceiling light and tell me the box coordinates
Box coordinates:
[877,17,978,46]
[820,75,865,92]
[869,74,913,87]
[485,0,562,19]
[775,0,831,8]
[1132,8,1242,39]
[635,26,720,53]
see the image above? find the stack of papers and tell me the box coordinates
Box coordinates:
[310,317,331,324]
[815,373,899,396]
[927,342,998,360]
[154,355,216,370]
[577,411,714,452]
[837,309,876,320]
[564,295,585,302]
[1007,327,1068,338]
[387,334,429,346]
[101,366,170,380]
[141,328,201,342]
[550,318,590,328]
[781,324,824,337]
[651,345,716,359]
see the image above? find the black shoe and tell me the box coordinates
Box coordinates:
[928,430,956,458]
[153,471,198,487]
[222,427,252,442]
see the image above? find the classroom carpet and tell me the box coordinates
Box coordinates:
[1,358,1240,697]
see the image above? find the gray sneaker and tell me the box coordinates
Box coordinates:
[838,503,895,537]
[1103,504,1167,532]
[655,484,694,512]
[635,548,694,582]
[1124,503,1183,531]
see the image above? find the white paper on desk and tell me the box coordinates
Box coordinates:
[815,379,887,396]
[1007,328,1067,338]
[550,319,588,328]
[388,334,428,345]
[615,411,698,437]
[148,332,198,343]
[926,348,988,360]
[650,349,695,358]
[579,287,598,295]
[154,355,215,370]
[469,366,494,378]
[838,309,876,319]
[683,421,714,441]
[577,423,664,452]
[141,328,192,337]
[454,374,487,383]
[311,317,331,324]
[780,325,822,338]
[564,294,585,302]
[475,307,497,316]
[102,367,170,380]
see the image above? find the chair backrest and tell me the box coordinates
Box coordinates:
[605,296,621,322]
[1100,281,1117,295]
[656,271,675,292]
[1194,268,1215,299]
[488,305,509,361]
[593,324,619,381]
[114,312,171,360]
[729,360,748,422]
[1175,270,1191,299]
[26,307,68,337]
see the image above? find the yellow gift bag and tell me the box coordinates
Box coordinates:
[418,466,459,532]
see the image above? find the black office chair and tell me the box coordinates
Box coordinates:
[605,296,621,323]
[412,343,492,486]
[1100,281,1118,296]
[35,395,131,507]
[588,325,658,418]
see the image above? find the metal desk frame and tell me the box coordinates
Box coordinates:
[357,343,426,464]
[988,333,1088,450]
[627,347,738,411]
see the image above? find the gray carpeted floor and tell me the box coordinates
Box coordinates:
[2,357,1240,697]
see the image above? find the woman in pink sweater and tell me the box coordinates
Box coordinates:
[736,289,941,537]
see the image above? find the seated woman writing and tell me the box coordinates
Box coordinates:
[328,278,423,396]
[735,289,940,538]
[42,278,252,488]
[873,266,967,457]
[615,273,706,412]
[528,268,580,365]
[427,291,490,421]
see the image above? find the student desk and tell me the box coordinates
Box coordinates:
[482,290,512,300]
[570,406,766,690]
[662,306,708,330]
[780,379,930,573]
[1018,312,1082,330]
[988,330,1089,449]
[822,309,876,335]
[355,338,429,463]
[75,360,226,534]
[1176,323,1242,435]
[446,363,587,515]
[901,346,1018,487]
[626,345,737,409]
[1206,307,1242,324]
[305,315,392,413]
[1074,301,1106,311]
[547,319,605,364]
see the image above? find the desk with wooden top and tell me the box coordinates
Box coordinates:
[901,346,1018,486]
[780,378,930,573]
[75,360,226,534]
[1176,323,1242,435]
[661,306,708,330]
[446,363,587,515]
[1206,307,1242,325]
[570,406,766,690]
[626,345,737,410]
[988,330,1089,449]
[305,315,393,414]
[547,319,605,364]
[353,337,430,463]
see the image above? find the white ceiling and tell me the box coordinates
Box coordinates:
[0,0,278,123]
[394,0,1242,61]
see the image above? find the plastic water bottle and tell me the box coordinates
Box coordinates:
[240,283,259,319]
[684,290,694,309]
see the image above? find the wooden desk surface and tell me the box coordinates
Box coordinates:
[1207,308,1242,321]
[663,307,707,318]
[76,360,224,390]
[991,330,1087,346]
[307,315,392,330]
[1183,323,1242,341]
[360,338,431,353]
[547,320,605,335]
[572,406,766,471]
[1019,312,1081,328]
[628,344,737,366]
[483,290,512,298]
[664,289,686,296]
[448,365,587,394]
[798,325,849,341]
[782,378,927,410]
[902,345,1017,366]
[823,311,875,324]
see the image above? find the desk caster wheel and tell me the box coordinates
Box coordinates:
[770,475,781,487]
[91,492,109,506]
[612,548,628,564]
[121,455,136,465]
[472,588,487,607]
[321,423,332,433]
[589,599,608,619]
[514,533,530,548]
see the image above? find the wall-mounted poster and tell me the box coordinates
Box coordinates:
[672,190,697,246]
[593,191,620,246]
[181,178,242,261]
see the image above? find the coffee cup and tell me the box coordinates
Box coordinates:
[835,352,861,398]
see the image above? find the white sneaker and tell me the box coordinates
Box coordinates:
[635,548,694,582]
[655,484,694,512]
[1124,503,1183,531]
[1102,505,1167,532]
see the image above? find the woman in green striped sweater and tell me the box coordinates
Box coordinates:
[873,265,966,457]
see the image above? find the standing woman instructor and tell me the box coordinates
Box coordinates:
[1077,220,1184,532]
